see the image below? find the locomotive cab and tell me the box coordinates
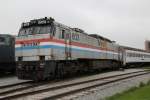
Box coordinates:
[16,17,57,80]
[18,19,55,36]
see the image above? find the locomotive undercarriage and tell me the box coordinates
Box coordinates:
[16,59,121,81]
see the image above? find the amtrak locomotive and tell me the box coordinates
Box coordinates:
[15,17,150,81]
[0,34,15,72]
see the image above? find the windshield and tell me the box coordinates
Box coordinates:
[19,25,55,36]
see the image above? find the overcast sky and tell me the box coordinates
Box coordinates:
[0,0,150,49]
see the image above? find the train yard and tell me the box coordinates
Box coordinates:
[0,17,150,100]
[0,68,149,100]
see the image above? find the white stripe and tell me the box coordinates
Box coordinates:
[40,42,118,55]
[15,44,21,48]
[16,42,119,55]
[40,42,65,47]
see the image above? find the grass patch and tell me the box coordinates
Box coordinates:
[106,81,150,100]
[142,65,150,70]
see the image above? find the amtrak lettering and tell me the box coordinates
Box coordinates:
[21,42,40,47]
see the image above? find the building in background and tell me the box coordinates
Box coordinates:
[145,40,150,52]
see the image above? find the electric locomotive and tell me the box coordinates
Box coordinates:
[0,34,15,72]
[15,17,122,81]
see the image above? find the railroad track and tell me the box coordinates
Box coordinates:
[0,70,149,100]
[0,79,61,96]
[0,81,33,95]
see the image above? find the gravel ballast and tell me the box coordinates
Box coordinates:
[60,73,150,100]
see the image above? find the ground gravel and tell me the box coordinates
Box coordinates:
[60,73,150,100]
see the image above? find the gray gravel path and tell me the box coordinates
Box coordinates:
[60,71,150,100]
[0,76,29,86]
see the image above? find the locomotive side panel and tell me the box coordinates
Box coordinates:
[0,35,15,72]
[0,36,15,63]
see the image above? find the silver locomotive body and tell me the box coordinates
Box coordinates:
[15,17,122,80]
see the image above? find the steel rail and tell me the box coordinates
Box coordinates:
[0,70,148,99]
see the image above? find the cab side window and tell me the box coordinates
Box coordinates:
[61,30,65,39]
[72,32,80,41]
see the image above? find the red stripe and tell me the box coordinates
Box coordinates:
[16,38,116,52]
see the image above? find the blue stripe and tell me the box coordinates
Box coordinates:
[15,45,96,53]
